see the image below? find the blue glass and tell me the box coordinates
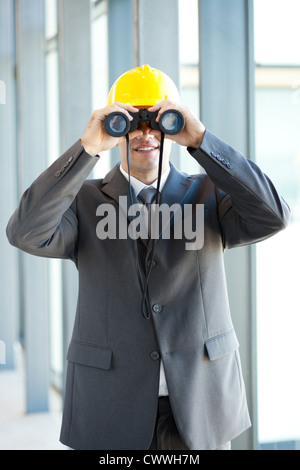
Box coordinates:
[161,112,183,132]
[108,114,127,134]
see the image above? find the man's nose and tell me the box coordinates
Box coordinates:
[137,121,154,137]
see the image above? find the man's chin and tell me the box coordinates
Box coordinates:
[131,150,160,168]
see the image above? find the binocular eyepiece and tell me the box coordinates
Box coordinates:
[104,108,185,138]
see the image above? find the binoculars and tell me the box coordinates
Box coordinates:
[104,108,185,138]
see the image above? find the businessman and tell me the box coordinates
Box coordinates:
[6,65,290,450]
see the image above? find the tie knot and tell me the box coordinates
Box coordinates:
[138,186,157,205]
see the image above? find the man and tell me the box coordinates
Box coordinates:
[6,65,290,450]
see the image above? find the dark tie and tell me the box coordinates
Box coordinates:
[138,186,157,207]
[138,187,157,237]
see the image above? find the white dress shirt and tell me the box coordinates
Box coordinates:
[119,163,170,396]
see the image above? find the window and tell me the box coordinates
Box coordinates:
[91,0,109,178]
[45,0,58,40]
[45,0,63,391]
[254,0,300,450]
[179,0,200,174]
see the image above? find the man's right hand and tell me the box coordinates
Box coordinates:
[81,103,141,156]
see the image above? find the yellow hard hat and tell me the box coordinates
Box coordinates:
[107,64,180,107]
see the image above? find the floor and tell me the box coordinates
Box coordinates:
[0,346,66,450]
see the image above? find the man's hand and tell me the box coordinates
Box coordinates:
[81,103,141,156]
[148,100,206,149]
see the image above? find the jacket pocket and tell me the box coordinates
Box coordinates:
[67,340,113,370]
[205,328,239,361]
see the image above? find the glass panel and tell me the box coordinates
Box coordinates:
[179,0,200,174]
[91,0,110,178]
[254,0,300,450]
[45,45,63,390]
[46,50,60,166]
[92,0,109,110]
[45,0,58,39]
[254,0,300,65]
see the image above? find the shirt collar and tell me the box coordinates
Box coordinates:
[119,163,170,196]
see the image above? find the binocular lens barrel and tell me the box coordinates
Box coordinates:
[104,108,185,137]
[104,113,130,137]
[160,111,184,134]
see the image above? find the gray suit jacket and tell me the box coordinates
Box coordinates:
[6,130,290,450]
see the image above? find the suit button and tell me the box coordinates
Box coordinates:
[152,304,162,313]
[227,162,233,169]
[68,156,73,163]
[150,351,160,361]
[211,151,217,158]
[55,171,61,177]
[147,259,157,268]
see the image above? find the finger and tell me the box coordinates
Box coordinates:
[100,108,132,128]
[110,102,139,116]
[104,104,139,125]
[116,102,139,112]
[148,98,171,111]
[147,103,160,112]
[150,100,181,123]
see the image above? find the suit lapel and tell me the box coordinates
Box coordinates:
[101,164,148,246]
[101,164,135,202]
[153,163,195,241]
[161,163,194,206]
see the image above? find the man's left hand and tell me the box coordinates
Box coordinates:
[148,100,206,149]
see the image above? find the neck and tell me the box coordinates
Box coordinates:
[120,164,168,186]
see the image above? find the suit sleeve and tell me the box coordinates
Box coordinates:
[6,140,99,261]
[188,130,290,249]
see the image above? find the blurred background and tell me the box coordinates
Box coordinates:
[0,0,299,450]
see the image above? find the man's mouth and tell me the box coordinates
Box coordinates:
[133,146,159,153]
